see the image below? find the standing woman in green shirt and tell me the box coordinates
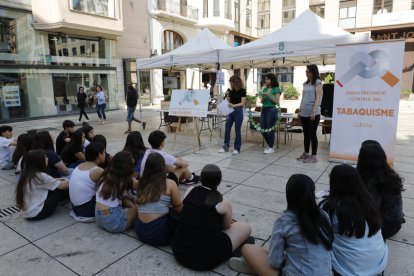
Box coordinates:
[260,73,281,154]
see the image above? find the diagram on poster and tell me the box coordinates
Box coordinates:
[169,89,210,117]
[2,86,21,107]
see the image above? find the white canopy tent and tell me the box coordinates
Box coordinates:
[137,28,230,70]
[219,10,370,69]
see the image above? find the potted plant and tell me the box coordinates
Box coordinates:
[245,95,257,108]
[283,84,300,100]
[400,88,411,100]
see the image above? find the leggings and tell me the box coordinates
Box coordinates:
[27,189,69,220]
[300,115,320,155]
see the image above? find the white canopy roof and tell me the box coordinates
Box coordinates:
[219,10,370,69]
[137,28,230,70]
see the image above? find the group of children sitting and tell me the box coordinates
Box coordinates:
[0,121,405,274]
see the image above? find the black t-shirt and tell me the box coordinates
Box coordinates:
[77,92,87,107]
[228,88,246,105]
[46,149,62,178]
[61,143,83,166]
[56,131,71,156]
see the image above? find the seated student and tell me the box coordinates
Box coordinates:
[95,151,137,233]
[172,164,251,271]
[357,141,405,239]
[32,131,70,178]
[321,164,388,276]
[82,125,95,149]
[15,149,69,220]
[56,120,75,156]
[0,125,17,170]
[122,131,147,178]
[141,130,200,185]
[12,132,35,175]
[134,152,182,246]
[69,142,105,218]
[61,128,86,168]
[229,174,333,275]
[93,134,112,169]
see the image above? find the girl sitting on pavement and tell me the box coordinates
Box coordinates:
[357,141,405,239]
[95,151,137,233]
[81,125,95,149]
[172,164,251,271]
[12,132,35,176]
[15,149,69,220]
[93,134,112,169]
[229,174,333,275]
[134,152,182,246]
[122,131,147,178]
[322,164,388,276]
[61,128,85,168]
[69,142,105,219]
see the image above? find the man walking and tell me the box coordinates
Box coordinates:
[125,82,146,134]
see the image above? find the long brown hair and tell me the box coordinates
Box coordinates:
[98,151,134,200]
[135,152,167,204]
[229,75,244,92]
[15,149,48,210]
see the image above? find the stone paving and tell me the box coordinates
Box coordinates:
[0,97,413,275]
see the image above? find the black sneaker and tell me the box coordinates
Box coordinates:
[142,122,147,130]
[181,173,200,185]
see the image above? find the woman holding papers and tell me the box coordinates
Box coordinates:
[219,75,246,155]
[259,73,281,154]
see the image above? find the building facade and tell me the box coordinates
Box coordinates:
[0,0,124,121]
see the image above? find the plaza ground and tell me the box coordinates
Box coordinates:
[0,97,413,275]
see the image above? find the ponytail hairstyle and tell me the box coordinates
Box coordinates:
[15,149,48,210]
[98,151,134,200]
[200,164,223,207]
[135,152,167,204]
[286,174,333,250]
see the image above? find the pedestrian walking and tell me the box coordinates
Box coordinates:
[95,85,108,124]
[125,82,146,134]
[76,86,89,123]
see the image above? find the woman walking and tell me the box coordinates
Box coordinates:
[76,86,89,123]
[219,75,246,155]
[95,85,107,124]
[297,64,323,163]
[260,73,281,154]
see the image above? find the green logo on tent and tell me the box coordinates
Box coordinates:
[278,42,285,51]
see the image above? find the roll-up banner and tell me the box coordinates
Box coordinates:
[330,40,405,164]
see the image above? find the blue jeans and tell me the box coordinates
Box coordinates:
[260,107,278,148]
[96,103,106,120]
[224,107,244,152]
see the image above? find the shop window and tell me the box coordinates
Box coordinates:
[339,0,356,29]
[373,0,392,14]
[0,17,17,54]
[161,30,183,54]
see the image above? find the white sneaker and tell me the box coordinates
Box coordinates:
[263,147,269,153]
[264,148,275,154]
[218,148,226,153]
[229,257,255,274]
[232,150,239,155]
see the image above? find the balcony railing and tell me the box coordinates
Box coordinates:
[157,0,198,20]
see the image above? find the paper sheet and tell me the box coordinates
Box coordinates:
[217,99,234,116]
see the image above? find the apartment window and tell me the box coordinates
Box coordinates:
[92,44,96,53]
[72,47,77,56]
[234,0,240,32]
[258,0,270,12]
[373,0,392,14]
[282,0,295,25]
[246,9,252,28]
[224,0,232,19]
[80,45,86,54]
[258,14,270,28]
[213,0,220,16]
[412,0,414,9]
[310,0,325,18]
[339,0,356,29]
[0,17,17,53]
[203,0,208,18]
[161,30,183,54]
[71,0,115,18]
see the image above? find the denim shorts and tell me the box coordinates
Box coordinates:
[134,214,174,246]
[95,205,128,233]
[126,106,136,122]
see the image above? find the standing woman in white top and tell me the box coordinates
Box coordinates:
[95,151,138,233]
[297,64,323,163]
[95,85,108,124]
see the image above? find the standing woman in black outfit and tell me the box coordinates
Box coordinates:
[219,75,246,155]
[77,86,89,123]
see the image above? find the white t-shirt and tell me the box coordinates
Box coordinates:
[139,148,177,176]
[96,184,121,208]
[0,136,14,168]
[69,166,99,206]
[96,91,106,105]
[22,172,61,218]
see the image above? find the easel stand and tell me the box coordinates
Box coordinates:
[172,116,201,152]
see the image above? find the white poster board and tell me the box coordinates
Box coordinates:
[330,40,405,164]
[163,77,178,89]
[2,86,21,107]
[169,89,210,117]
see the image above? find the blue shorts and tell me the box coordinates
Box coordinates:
[95,205,128,233]
[126,106,136,122]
